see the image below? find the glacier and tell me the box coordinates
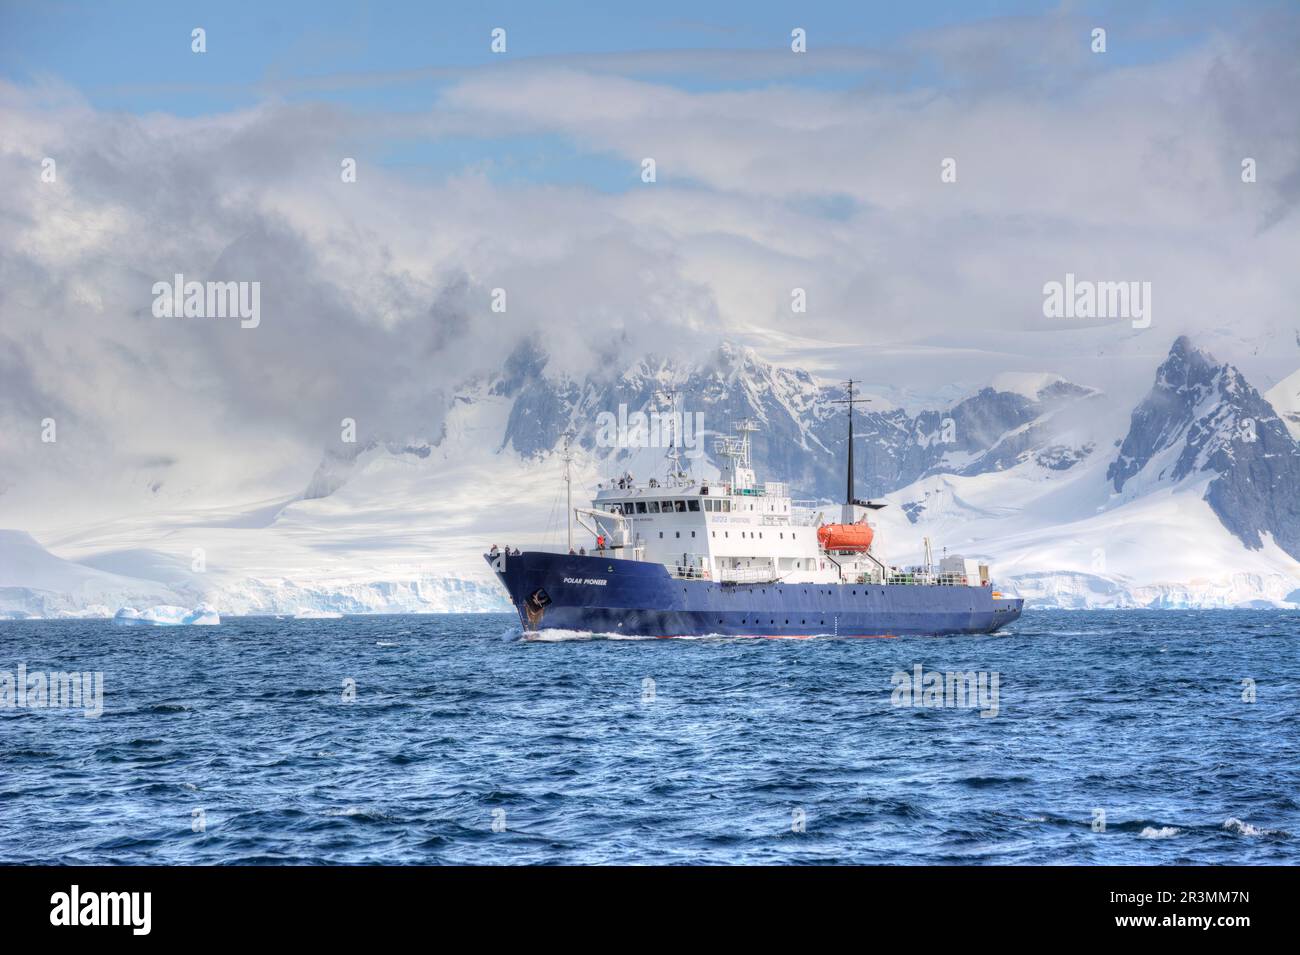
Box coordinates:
[113,604,221,626]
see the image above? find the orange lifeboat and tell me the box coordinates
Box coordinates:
[818,523,874,552]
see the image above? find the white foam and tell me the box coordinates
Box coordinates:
[1223,817,1276,837]
[1139,826,1181,839]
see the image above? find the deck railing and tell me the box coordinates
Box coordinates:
[666,561,780,585]
[663,561,982,588]
[885,572,982,587]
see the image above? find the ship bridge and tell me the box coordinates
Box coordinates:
[584,476,832,583]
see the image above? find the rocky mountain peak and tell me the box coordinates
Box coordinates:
[1108,337,1300,558]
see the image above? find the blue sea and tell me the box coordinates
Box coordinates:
[1,610,1296,865]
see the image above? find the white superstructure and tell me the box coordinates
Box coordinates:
[575,420,910,586]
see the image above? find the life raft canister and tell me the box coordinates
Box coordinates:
[817,523,874,552]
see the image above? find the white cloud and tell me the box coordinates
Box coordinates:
[2,11,1298,532]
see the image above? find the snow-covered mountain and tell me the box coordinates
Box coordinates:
[0,530,186,619]
[3,335,1299,617]
[1266,368,1300,442]
[870,337,1300,609]
[474,337,1102,504]
[1110,336,1300,559]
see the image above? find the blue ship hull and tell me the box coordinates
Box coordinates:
[488,551,1023,637]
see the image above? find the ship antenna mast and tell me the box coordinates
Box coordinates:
[831,378,869,505]
[655,387,688,485]
[561,429,575,552]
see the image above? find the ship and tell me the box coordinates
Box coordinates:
[486,380,1024,637]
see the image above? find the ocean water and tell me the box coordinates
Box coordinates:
[0,610,1296,865]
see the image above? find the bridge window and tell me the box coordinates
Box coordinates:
[647,501,660,513]
[687,500,700,512]
[635,501,647,514]
[675,501,687,513]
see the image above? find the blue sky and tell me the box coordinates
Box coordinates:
[0,0,1255,192]
[2,0,1238,112]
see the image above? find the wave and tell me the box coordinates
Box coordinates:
[1223,817,1285,837]
[1139,826,1181,839]
[523,628,848,642]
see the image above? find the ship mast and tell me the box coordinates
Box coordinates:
[655,387,687,485]
[832,378,869,505]
[562,430,575,552]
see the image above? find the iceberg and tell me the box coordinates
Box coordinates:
[113,604,220,626]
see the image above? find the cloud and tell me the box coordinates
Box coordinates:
[2,9,1298,529]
